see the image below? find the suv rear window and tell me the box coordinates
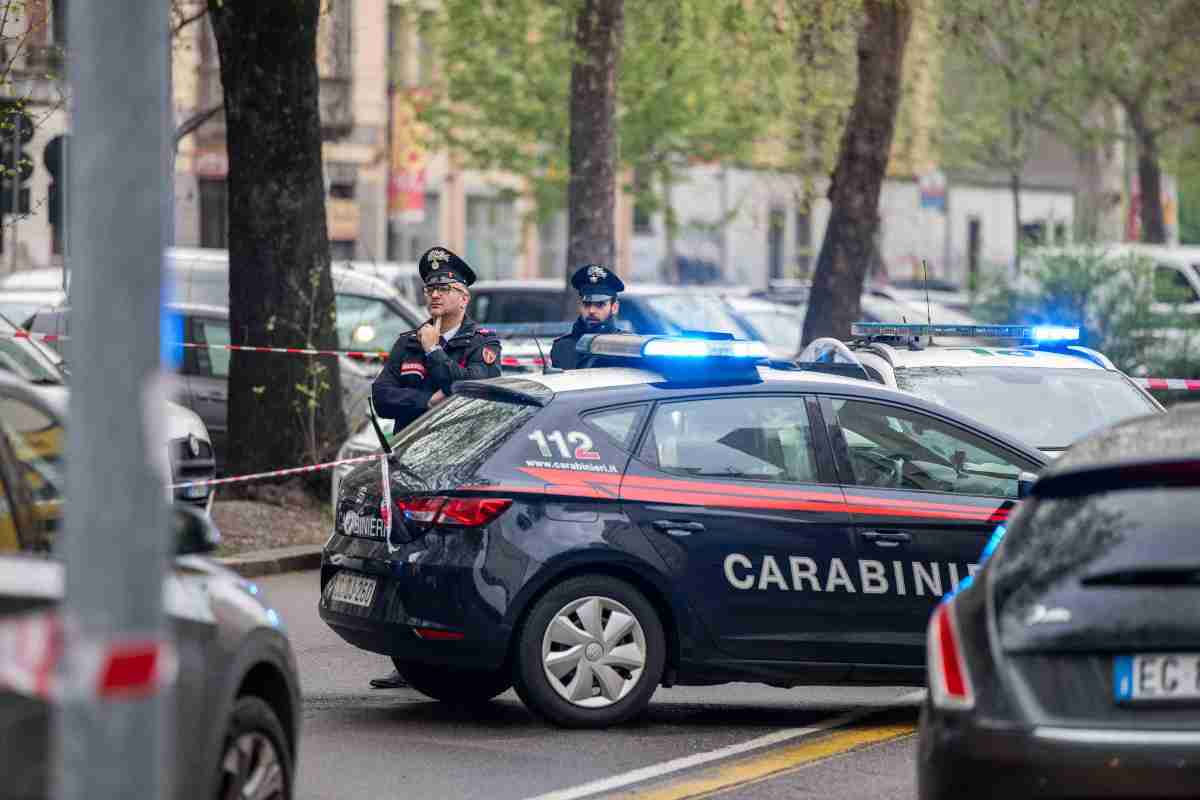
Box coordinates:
[992,487,1200,640]
[389,395,536,487]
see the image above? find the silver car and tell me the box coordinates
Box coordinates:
[0,374,301,799]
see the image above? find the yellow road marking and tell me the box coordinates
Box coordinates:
[606,723,916,800]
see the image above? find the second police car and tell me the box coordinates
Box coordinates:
[319,333,1048,727]
[800,323,1163,457]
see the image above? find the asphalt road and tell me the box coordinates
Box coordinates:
[258,570,922,800]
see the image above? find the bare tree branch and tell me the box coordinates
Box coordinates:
[173,7,208,37]
[174,103,223,147]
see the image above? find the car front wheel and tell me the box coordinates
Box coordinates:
[513,575,665,728]
[218,695,292,800]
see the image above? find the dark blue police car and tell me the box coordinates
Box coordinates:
[319,334,1046,727]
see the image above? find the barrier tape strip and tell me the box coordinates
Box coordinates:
[11,331,391,359]
[1135,377,1200,391]
[168,451,385,490]
[0,610,175,701]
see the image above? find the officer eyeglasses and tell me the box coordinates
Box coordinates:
[423,285,464,297]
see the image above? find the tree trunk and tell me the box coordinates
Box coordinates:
[1128,108,1167,244]
[1009,107,1024,276]
[564,0,623,314]
[801,0,913,345]
[660,163,679,284]
[207,0,347,488]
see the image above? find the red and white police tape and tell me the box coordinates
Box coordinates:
[0,610,175,701]
[167,451,386,491]
[10,330,390,359]
[1134,377,1200,391]
[13,329,1200,390]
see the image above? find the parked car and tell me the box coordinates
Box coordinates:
[470,279,758,338]
[0,290,66,329]
[919,402,1200,799]
[27,262,423,470]
[0,311,216,511]
[724,296,805,359]
[0,374,300,798]
[334,258,423,307]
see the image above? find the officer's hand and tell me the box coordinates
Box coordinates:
[428,390,447,407]
[418,319,441,352]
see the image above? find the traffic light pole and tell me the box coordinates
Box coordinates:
[9,120,18,272]
[55,0,171,798]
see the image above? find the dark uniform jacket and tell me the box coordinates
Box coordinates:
[372,316,501,431]
[550,317,621,370]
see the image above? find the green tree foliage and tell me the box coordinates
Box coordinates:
[1068,1,1200,244]
[422,0,794,237]
[976,249,1200,386]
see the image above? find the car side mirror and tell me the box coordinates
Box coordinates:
[174,504,220,556]
[1017,471,1038,499]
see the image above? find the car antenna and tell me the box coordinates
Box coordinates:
[366,397,393,456]
[530,333,552,374]
[921,258,935,349]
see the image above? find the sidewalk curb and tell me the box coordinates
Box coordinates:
[217,544,323,578]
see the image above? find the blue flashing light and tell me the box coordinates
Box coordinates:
[643,338,709,358]
[980,524,1006,563]
[266,608,282,629]
[852,322,1080,344]
[1031,325,1080,342]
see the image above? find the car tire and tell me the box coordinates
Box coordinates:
[513,575,665,728]
[218,695,293,800]
[394,659,512,704]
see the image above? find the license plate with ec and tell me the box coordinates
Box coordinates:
[1115,654,1200,702]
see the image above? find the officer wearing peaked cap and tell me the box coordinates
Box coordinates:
[371,246,502,434]
[550,263,627,370]
[368,245,501,691]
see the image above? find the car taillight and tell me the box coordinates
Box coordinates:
[396,496,512,528]
[927,600,975,710]
[398,496,444,523]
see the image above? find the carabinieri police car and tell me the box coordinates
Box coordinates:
[319,333,1045,727]
[801,323,1163,457]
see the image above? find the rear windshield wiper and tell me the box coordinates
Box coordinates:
[1081,567,1200,587]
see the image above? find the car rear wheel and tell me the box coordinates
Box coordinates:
[218,696,292,800]
[513,575,665,728]
[393,659,512,704]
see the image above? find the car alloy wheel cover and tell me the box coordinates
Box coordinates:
[220,730,286,800]
[541,595,648,709]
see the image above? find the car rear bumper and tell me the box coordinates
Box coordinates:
[317,536,515,671]
[919,702,1200,799]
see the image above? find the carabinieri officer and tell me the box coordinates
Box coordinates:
[550,263,626,370]
[371,246,502,432]
[367,245,501,691]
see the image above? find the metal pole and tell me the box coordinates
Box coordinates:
[56,0,171,798]
[10,120,18,272]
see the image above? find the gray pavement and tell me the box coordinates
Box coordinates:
[257,570,920,800]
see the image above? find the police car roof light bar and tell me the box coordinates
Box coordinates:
[582,333,769,367]
[850,322,1080,343]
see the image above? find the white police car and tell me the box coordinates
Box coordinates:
[801,323,1163,457]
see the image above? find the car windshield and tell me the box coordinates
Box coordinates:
[0,314,64,384]
[389,395,536,489]
[640,294,754,337]
[894,366,1157,451]
[335,294,419,352]
[739,306,805,351]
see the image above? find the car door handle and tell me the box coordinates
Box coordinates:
[861,530,911,548]
[651,520,705,536]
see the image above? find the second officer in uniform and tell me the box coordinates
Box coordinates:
[550,263,626,370]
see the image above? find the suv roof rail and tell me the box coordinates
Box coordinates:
[795,337,871,381]
[1034,343,1116,369]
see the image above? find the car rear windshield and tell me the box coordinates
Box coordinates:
[894,367,1156,451]
[388,395,537,488]
[992,488,1200,635]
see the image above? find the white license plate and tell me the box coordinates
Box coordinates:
[328,572,377,608]
[1115,654,1200,702]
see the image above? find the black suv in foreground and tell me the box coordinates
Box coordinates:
[319,334,1045,727]
[919,403,1200,799]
